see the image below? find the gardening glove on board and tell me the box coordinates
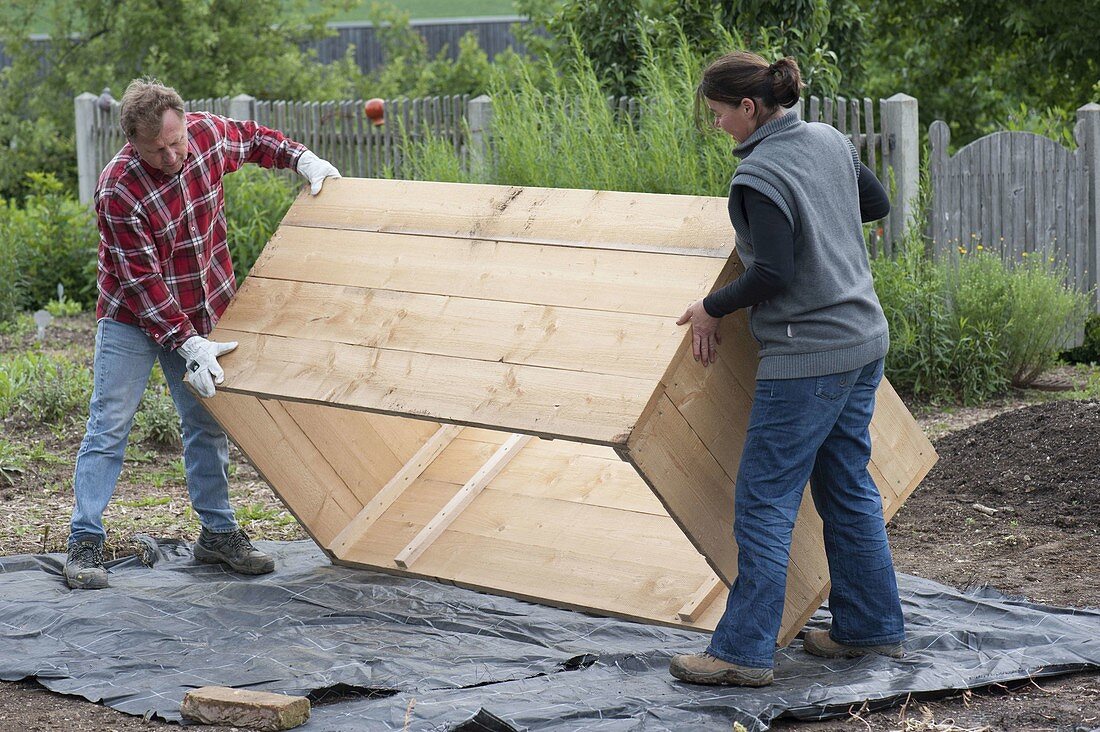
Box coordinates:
[178,335,238,399]
[296,150,341,195]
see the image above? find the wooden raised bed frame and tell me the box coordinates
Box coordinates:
[202,178,937,644]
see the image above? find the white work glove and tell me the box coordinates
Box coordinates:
[296,150,341,195]
[178,335,238,399]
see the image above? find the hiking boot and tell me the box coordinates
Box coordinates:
[64,540,108,589]
[192,527,275,575]
[803,629,905,659]
[669,652,774,687]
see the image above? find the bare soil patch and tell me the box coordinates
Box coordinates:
[1,312,1097,730]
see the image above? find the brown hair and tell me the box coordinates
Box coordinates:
[118,77,185,140]
[694,52,803,130]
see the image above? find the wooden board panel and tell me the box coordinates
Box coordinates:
[212,329,656,445]
[219,277,683,381]
[395,434,534,568]
[199,177,937,640]
[337,477,720,629]
[278,401,407,506]
[623,392,738,583]
[202,393,358,547]
[248,227,724,318]
[330,424,463,557]
[283,178,734,256]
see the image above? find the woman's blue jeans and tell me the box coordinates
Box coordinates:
[707,358,905,668]
[68,319,237,545]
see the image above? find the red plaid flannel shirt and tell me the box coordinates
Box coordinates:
[95,112,305,350]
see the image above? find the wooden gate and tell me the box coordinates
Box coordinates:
[930,115,1099,305]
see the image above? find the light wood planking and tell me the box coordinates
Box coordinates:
[247,227,725,319]
[624,392,738,584]
[202,393,357,546]
[213,329,655,445]
[330,424,463,557]
[419,435,667,515]
[278,402,405,506]
[194,176,940,638]
[395,433,534,568]
[283,179,735,256]
[219,277,683,381]
[677,576,724,622]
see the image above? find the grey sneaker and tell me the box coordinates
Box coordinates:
[193,527,275,575]
[64,540,108,589]
[669,652,774,686]
[803,629,905,659]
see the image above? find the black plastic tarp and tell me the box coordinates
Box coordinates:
[1,539,1097,730]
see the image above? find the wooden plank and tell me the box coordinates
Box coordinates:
[202,393,357,547]
[930,121,947,253]
[364,527,718,630]
[279,401,406,505]
[677,576,723,622]
[281,178,734,256]
[624,392,738,583]
[210,329,657,445]
[219,277,684,381]
[248,227,725,319]
[394,433,534,568]
[419,434,667,515]
[330,424,463,557]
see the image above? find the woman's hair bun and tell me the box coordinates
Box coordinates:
[769,57,803,108]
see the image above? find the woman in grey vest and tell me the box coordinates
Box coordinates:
[670,52,904,686]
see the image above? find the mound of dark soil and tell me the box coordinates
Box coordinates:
[926,398,1100,526]
[890,399,1100,608]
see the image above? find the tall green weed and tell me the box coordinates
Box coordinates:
[397,26,751,196]
[0,351,92,426]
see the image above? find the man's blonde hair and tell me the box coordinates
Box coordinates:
[119,77,185,140]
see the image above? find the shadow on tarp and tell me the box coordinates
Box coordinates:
[0,539,1097,731]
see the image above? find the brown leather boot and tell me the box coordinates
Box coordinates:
[803,629,905,659]
[668,652,774,686]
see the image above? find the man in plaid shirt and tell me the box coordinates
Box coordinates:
[64,78,340,589]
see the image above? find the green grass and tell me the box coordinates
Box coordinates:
[310,0,518,22]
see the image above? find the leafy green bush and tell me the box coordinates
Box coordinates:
[0,115,78,202]
[0,173,98,314]
[45,296,84,317]
[872,234,1007,404]
[873,235,1090,403]
[222,167,298,282]
[0,351,92,425]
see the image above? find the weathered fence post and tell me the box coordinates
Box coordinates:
[1077,103,1100,313]
[792,97,803,120]
[881,93,920,247]
[229,94,256,121]
[74,92,98,205]
[467,94,492,177]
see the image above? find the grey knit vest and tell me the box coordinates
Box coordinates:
[728,111,889,379]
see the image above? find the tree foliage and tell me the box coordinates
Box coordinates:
[0,0,361,198]
[0,0,360,127]
[860,0,1100,142]
[513,0,848,98]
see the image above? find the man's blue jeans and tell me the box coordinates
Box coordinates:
[69,319,238,545]
[707,358,905,668]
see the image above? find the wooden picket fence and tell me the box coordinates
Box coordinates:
[76,91,920,258]
[929,108,1100,310]
[80,93,474,195]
